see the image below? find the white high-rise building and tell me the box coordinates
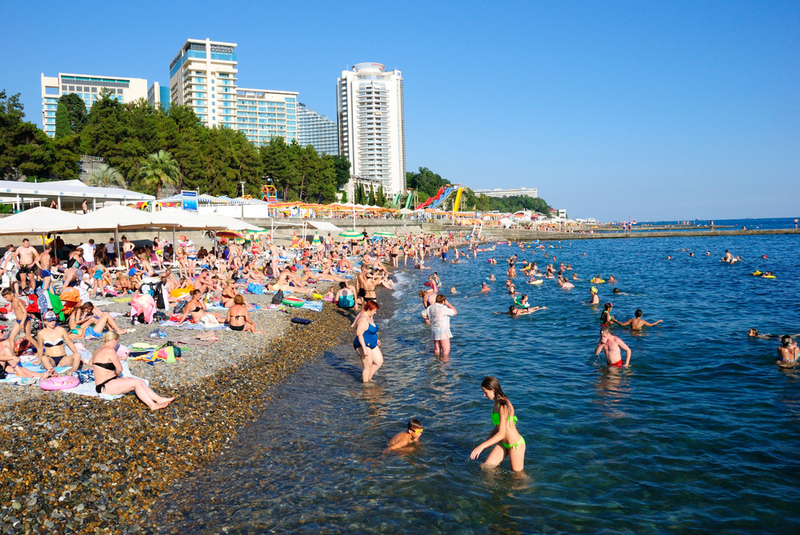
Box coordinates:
[236,88,298,145]
[337,62,405,197]
[169,38,238,129]
[40,73,147,137]
[297,103,338,155]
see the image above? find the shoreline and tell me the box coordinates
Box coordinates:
[0,295,356,534]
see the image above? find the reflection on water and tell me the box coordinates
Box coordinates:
[152,235,800,534]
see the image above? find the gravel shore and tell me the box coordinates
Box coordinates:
[0,288,355,534]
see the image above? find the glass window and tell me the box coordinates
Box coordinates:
[285,97,295,102]
[69,86,75,91]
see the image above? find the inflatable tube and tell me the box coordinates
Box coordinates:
[39,375,80,391]
[762,275,776,279]
[527,280,543,285]
[591,279,605,284]
[171,286,193,298]
[282,297,304,307]
[751,271,762,276]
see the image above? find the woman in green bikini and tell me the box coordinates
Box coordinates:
[470,376,525,471]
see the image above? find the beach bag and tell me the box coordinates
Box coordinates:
[247,282,264,295]
[174,300,187,315]
[271,289,284,305]
[155,345,181,363]
[72,368,95,384]
[199,315,220,328]
[153,282,166,309]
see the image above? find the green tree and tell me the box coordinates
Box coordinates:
[356,183,365,204]
[0,91,54,180]
[57,93,88,135]
[376,184,386,206]
[54,103,70,139]
[340,190,348,203]
[137,150,181,198]
[52,135,81,179]
[87,164,126,188]
[368,185,375,205]
[331,154,351,189]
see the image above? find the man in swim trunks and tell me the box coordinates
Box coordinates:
[441,242,449,262]
[35,244,53,292]
[614,309,663,331]
[595,327,631,368]
[13,238,39,293]
[122,236,135,268]
[105,238,118,267]
[2,288,37,349]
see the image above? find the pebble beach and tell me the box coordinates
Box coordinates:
[0,287,354,534]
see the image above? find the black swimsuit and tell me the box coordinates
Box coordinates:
[94,361,118,393]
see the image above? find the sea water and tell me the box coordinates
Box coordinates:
[152,234,800,534]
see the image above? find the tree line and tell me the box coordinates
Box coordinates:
[0,89,351,202]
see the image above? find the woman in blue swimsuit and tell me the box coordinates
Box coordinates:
[352,300,383,383]
[470,376,526,472]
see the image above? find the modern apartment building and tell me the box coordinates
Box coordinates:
[337,62,405,198]
[40,73,147,137]
[472,187,538,198]
[297,103,338,155]
[168,38,238,129]
[236,89,298,145]
[147,82,170,110]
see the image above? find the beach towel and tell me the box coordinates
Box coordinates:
[131,294,156,324]
[300,301,324,312]
[65,362,144,400]
[0,365,71,385]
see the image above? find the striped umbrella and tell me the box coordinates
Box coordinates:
[374,231,395,238]
[311,231,321,246]
[339,230,362,239]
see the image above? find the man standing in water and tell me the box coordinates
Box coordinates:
[595,327,632,368]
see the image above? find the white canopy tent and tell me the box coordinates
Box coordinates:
[202,214,262,232]
[0,180,154,212]
[0,207,83,235]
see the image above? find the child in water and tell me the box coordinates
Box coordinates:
[386,419,423,451]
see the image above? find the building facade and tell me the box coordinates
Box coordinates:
[297,103,338,155]
[337,62,405,198]
[472,187,538,198]
[40,73,148,137]
[236,88,298,145]
[169,38,238,129]
[147,82,170,110]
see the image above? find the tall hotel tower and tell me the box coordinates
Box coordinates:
[169,38,238,129]
[337,63,405,198]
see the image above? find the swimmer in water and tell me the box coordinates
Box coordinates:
[749,329,800,340]
[614,309,663,330]
[481,282,491,293]
[385,419,423,452]
[508,305,545,316]
[450,287,457,294]
[600,303,615,327]
[595,327,632,368]
[489,274,496,281]
[508,283,516,295]
[572,273,578,280]
[776,336,799,366]
[608,275,617,283]
[667,255,672,260]
[588,286,599,305]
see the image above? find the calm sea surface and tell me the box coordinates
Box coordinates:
[153,234,800,534]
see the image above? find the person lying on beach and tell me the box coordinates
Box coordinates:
[91,331,175,410]
[614,309,663,331]
[385,419,423,452]
[70,302,130,337]
[776,335,799,366]
[595,327,632,368]
[177,290,225,325]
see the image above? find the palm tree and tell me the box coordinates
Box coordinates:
[138,150,181,199]
[87,164,126,188]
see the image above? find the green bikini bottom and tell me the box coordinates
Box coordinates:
[503,437,526,450]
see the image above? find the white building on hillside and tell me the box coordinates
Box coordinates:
[472,187,538,198]
[40,73,148,137]
[337,62,405,198]
[236,88,298,145]
[297,103,338,155]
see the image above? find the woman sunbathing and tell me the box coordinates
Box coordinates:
[177,290,225,325]
[69,302,131,338]
[90,331,174,410]
[0,336,55,381]
[37,311,82,373]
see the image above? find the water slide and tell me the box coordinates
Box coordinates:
[415,186,445,210]
[404,193,414,210]
[452,187,465,213]
[428,187,455,209]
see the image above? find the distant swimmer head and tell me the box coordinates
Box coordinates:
[603,302,612,311]
[781,335,793,347]
[748,328,759,337]
[591,286,598,294]
[613,288,621,294]
[408,419,423,434]
[763,255,767,259]
[635,309,643,318]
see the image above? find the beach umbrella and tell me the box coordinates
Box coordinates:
[0,207,82,234]
[339,230,362,239]
[374,231,395,238]
[291,231,301,248]
[215,230,244,239]
[311,231,321,246]
[399,208,414,215]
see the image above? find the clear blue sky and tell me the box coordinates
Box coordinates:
[2,1,798,221]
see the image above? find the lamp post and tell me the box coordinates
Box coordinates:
[240,181,245,197]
